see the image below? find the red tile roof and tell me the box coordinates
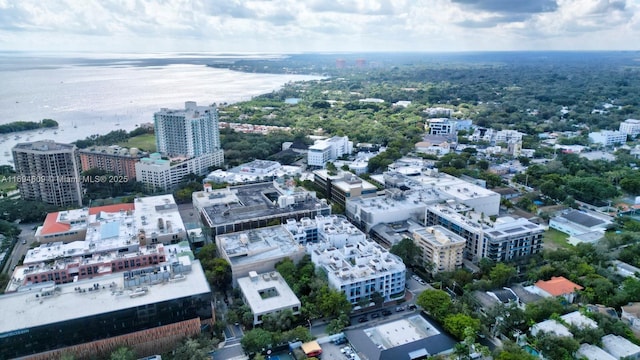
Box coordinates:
[535,276,583,297]
[40,212,71,235]
[88,203,135,215]
[40,203,135,236]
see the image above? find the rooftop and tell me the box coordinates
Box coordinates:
[531,319,572,337]
[217,225,305,266]
[560,210,606,228]
[0,257,210,334]
[534,276,583,297]
[560,311,598,329]
[13,140,75,152]
[576,344,616,360]
[237,271,300,315]
[345,314,457,360]
[200,181,330,226]
[602,334,640,358]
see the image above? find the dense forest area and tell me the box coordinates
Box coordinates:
[218,52,640,141]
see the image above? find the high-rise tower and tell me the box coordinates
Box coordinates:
[12,140,82,206]
[154,101,221,157]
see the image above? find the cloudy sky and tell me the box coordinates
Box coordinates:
[0,0,638,53]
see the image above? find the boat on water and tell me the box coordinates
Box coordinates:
[4,151,9,156]
[53,131,58,134]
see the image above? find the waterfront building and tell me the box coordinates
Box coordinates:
[135,152,223,191]
[12,140,82,206]
[154,101,221,157]
[78,145,145,180]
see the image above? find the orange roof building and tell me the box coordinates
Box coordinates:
[534,276,583,303]
[36,203,136,244]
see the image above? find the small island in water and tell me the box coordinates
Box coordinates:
[0,119,58,134]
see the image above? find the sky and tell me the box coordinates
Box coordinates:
[0,0,638,54]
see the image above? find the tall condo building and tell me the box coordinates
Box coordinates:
[12,140,82,206]
[154,101,221,157]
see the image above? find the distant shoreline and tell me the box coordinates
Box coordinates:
[0,119,58,135]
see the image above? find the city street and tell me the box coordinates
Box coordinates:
[2,222,37,274]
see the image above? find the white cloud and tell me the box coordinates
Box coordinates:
[0,0,637,52]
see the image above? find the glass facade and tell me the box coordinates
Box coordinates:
[0,292,212,359]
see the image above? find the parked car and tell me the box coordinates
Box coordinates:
[395,306,405,312]
[358,316,368,323]
[334,337,347,345]
[382,309,392,316]
[371,312,380,319]
[408,304,417,310]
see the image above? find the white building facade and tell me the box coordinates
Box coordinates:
[135,152,223,190]
[154,101,221,157]
[307,136,353,168]
[588,130,628,147]
[620,119,640,138]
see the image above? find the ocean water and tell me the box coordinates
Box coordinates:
[0,52,320,166]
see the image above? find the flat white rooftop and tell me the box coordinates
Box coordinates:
[0,258,210,334]
[363,315,440,350]
[134,195,186,237]
[217,226,305,266]
[237,271,300,315]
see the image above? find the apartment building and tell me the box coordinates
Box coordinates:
[412,225,466,274]
[12,140,83,206]
[78,145,145,180]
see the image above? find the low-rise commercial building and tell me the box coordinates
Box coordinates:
[216,225,306,285]
[0,258,212,360]
[237,271,301,325]
[195,181,331,240]
[313,169,378,208]
[549,209,612,245]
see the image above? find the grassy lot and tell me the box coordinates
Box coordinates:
[0,177,17,193]
[543,228,572,250]
[117,133,156,153]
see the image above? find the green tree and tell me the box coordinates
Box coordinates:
[205,258,232,290]
[524,297,567,324]
[109,346,135,360]
[416,290,452,320]
[390,238,421,268]
[535,333,579,360]
[318,287,352,318]
[489,263,517,288]
[173,338,209,360]
[494,340,537,360]
[443,313,481,340]
[241,328,274,354]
